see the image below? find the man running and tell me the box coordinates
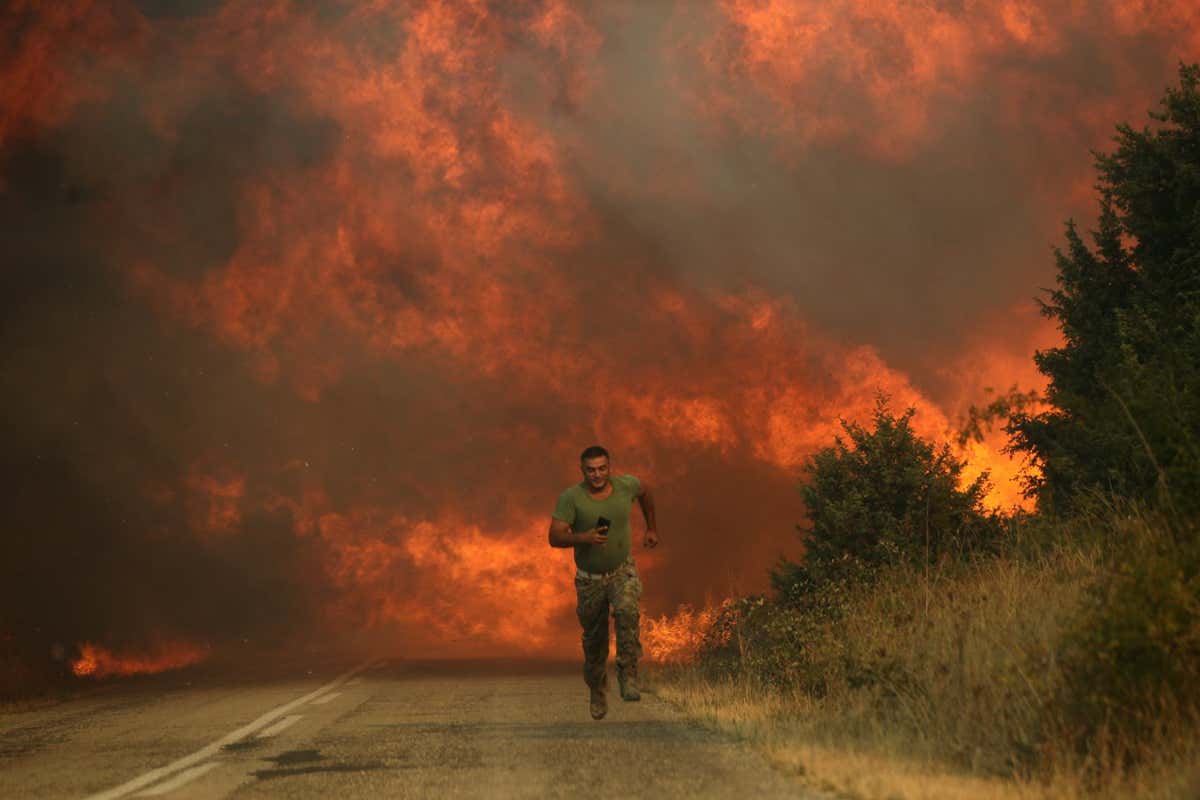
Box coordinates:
[547,445,658,720]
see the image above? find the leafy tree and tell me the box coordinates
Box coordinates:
[1011,63,1200,514]
[774,398,999,599]
[955,385,1042,449]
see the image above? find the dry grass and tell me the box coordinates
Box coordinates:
[645,535,1200,799]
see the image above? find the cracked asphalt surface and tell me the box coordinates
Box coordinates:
[0,657,819,799]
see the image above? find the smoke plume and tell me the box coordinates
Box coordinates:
[2,0,1195,668]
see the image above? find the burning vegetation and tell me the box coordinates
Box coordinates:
[70,640,210,679]
[653,62,1200,799]
[643,604,726,665]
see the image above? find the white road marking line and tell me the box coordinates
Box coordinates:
[256,714,303,738]
[134,762,221,797]
[85,658,379,800]
[310,691,341,705]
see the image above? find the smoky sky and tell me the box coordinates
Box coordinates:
[539,1,1184,374]
[2,0,1196,665]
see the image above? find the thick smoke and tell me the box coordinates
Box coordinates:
[1,0,1196,672]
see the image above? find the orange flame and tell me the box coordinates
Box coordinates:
[13,0,1191,663]
[71,640,210,679]
[694,0,1200,159]
[261,487,584,656]
[644,603,725,664]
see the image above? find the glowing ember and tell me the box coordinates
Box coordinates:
[71,640,210,679]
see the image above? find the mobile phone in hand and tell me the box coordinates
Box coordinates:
[596,516,611,531]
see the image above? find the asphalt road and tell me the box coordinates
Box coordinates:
[0,655,818,799]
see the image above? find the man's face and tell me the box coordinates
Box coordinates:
[581,456,610,490]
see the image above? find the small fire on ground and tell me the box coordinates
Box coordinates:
[644,603,728,663]
[71,640,211,679]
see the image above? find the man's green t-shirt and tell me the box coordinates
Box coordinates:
[552,474,642,573]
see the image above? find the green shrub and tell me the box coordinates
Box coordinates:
[774,397,1002,601]
[701,501,1200,773]
[697,583,857,695]
[697,547,1085,777]
[1060,507,1200,745]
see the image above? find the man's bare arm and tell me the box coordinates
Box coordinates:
[548,517,608,548]
[636,485,659,548]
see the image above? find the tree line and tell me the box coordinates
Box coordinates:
[778,63,1200,595]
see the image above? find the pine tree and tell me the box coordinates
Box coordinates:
[1011,63,1200,514]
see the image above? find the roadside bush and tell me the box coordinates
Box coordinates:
[697,583,856,695]
[773,398,1003,602]
[1059,506,1200,755]
[687,500,1200,785]
[698,545,1091,776]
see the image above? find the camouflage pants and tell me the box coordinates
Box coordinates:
[574,558,642,690]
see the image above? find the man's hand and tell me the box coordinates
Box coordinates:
[584,525,609,545]
[643,529,658,549]
[549,517,609,547]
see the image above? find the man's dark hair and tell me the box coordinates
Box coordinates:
[580,445,610,462]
